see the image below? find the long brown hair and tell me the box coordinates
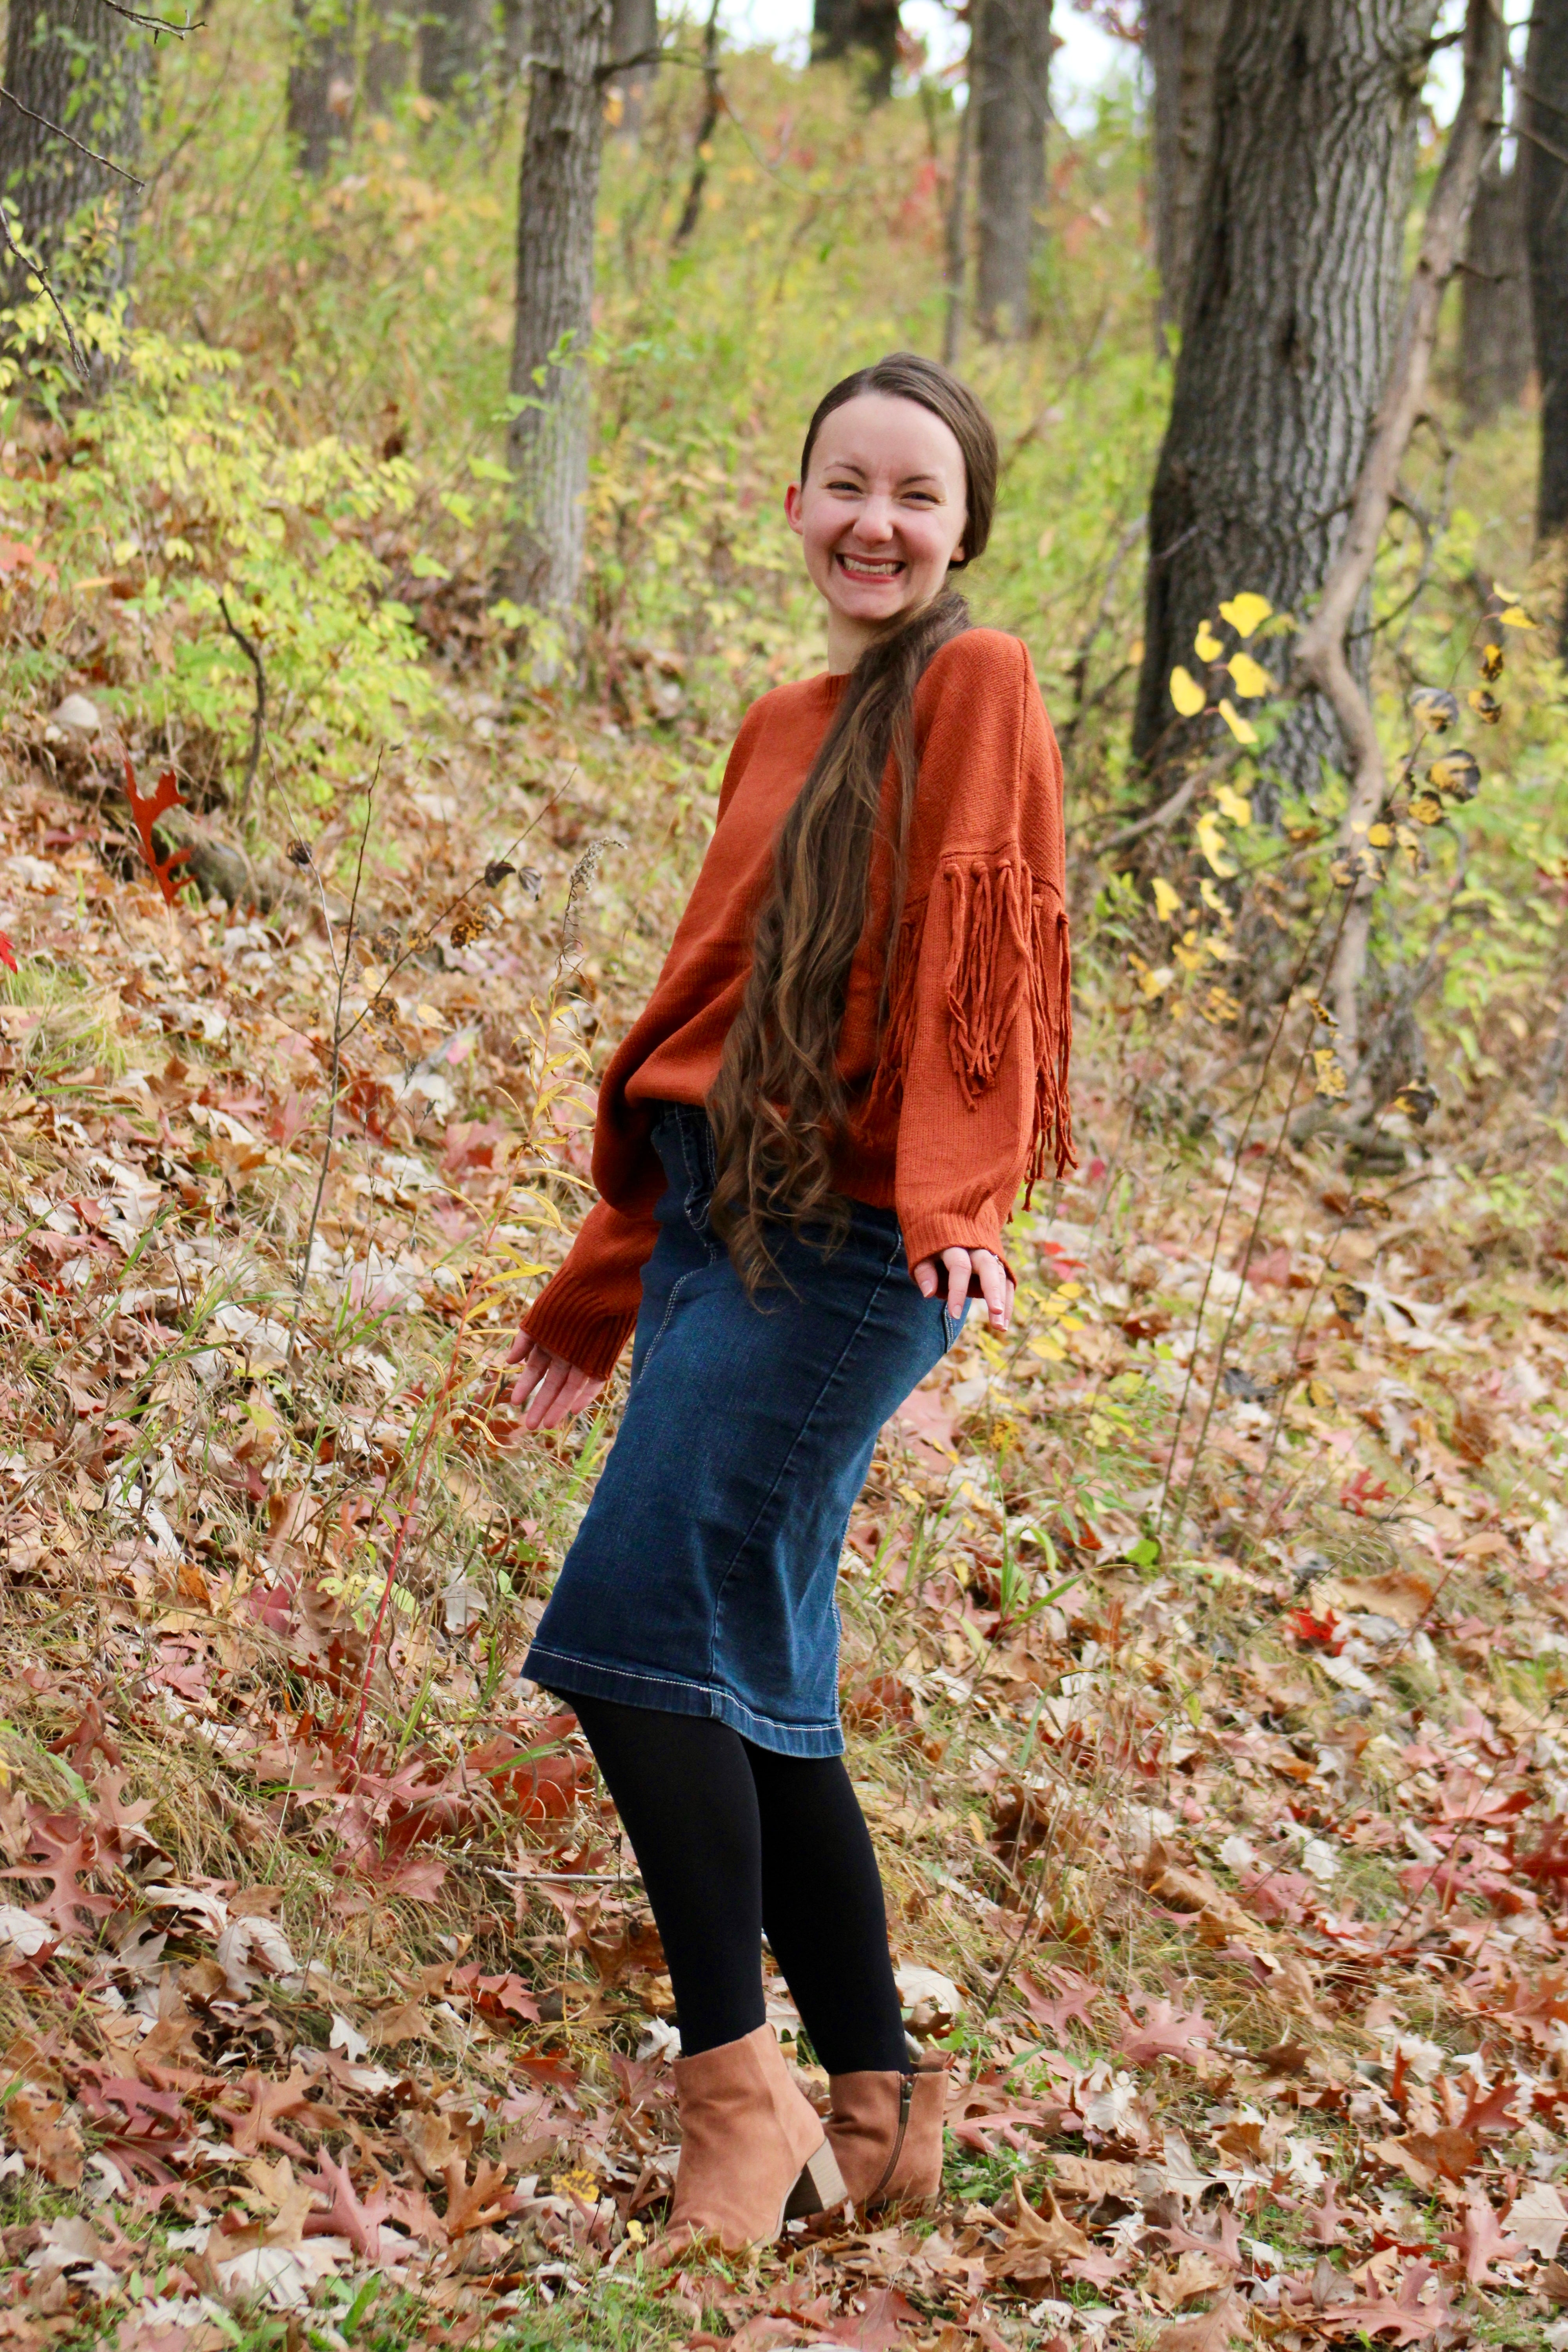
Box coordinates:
[707,353,1000,1292]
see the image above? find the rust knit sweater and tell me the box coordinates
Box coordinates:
[522,627,1073,1381]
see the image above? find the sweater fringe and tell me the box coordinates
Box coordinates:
[869,857,1075,1191]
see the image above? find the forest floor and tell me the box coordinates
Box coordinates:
[0,644,1566,2352]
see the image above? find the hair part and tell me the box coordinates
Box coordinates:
[707,354,1000,1294]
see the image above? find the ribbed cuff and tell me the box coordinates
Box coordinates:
[900,1211,1017,1298]
[522,1282,638,1383]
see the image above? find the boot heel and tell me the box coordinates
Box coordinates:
[782,2136,847,2221]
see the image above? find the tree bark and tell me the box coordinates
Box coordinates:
[506,0,610,628]
[1131,0,1441,809]
[1459,154,1532,430]
[973,0,1051,341]
[287,0,355,175]
[812,0,901,103]
[419,0,497,111]
[1145,0,1226,338]
[0,0,149,306]
[609,0,657,141]
[1523,0,1568,619]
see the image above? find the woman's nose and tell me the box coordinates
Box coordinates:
[851,500,897,543]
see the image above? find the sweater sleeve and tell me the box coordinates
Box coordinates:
[519,1195,660,1381]
[887,638,1074,1279]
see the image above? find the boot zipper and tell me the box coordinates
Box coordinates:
[867,2074,913,2208]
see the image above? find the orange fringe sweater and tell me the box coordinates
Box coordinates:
[523,627,1073,1381]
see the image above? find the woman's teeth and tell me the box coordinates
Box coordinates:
[838,555,902,579]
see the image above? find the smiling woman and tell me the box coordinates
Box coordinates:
[505,351,1072,2262]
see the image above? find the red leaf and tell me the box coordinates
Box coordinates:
[1,1808,117,1936]
[1318,2258,1458,2342]
[302,2149,388,2260]
[0,931,16,973]
[1017,1965,1100,2040]
[820,2287,924,2349]
[1118,1993,1216,2067]
[1442,2192,1524,2285]
[122,753,191,906]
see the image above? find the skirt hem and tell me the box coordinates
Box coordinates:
[523,1642,846,1760]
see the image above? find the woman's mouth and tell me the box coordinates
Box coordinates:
[835,552,904,582]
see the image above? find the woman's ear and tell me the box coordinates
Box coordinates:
[784,482,804,537]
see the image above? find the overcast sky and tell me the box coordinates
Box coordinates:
[717,2,1131,129]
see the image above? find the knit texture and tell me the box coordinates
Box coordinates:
[523,628,1072,1379]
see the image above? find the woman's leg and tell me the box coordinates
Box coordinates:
[744,1743,911,2077]
[569,1695,766,2055]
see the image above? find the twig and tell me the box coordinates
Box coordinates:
[1292,0,1504,1065]
[0,201,88,381]
[672,0,722,249]
[91,0,204,29]
[0,85,144,183]
[217,593,266,826]
[942,47,973,370]
[286,761,379,1370]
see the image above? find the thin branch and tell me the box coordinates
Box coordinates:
[0,85,144,184]
[672,0,722,249]
[91,0,204,31]
[0,201,88,381]
[217,593,265,827]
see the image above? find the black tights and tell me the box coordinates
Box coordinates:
[571,1695,910,2072]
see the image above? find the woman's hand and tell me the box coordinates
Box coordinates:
[506,1332,607,1431]
[913,1247,1014,1335]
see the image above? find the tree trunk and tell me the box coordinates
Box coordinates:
[973,0,1051,341]
[609,0,657,141]
[0,0,149,307]
[420,0,497,111]
[365,0,415,114]
[287,0,355,174]
[1131,0,1440,810]
[506,0,610,628]
[1523,0,1568,630]
[1459,155,1532,431]
[812,0,901,103]
[1145,0,1226,338]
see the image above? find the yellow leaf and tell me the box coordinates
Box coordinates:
[1194,620,1223,662]
[1214,782,1253,826]
[1140,965,1174,998]
[1408,790,1444,826]
[1199,877,1229,914]
[1367,823,1392,847]
[1499,605,1535,628]
[1194,811,1237,877]
[1216,698,1257,745]
[1218,592,1272,638]
[1028,1332,1067,1363]
[1151,877,1181,922]
[1227,650,1273,699]
[1173,940,1203,972]
[1312,1047,1348,1100]
[1169,665,1207,717]
[1203,933,1237,962]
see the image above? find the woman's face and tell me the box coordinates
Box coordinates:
[785,392,969,666]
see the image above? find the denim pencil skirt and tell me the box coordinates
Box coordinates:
[524,1101,965,1757]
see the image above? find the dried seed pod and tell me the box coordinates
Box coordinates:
[1392,1079,1437,1125]
[1409,686,1459,733]
[1428,750,1481,802]
[1331,1281,1368,1320]
[450,909,486,948]
[483,860,516,889]
[1480,642,1504,682]
[1467,687,1502,725]
[286,837,313,867]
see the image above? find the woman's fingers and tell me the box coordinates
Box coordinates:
[505,1328,534,1367]
[942,1247,971,1321]
[973,1249,1011,1334]
[913,1258,939,1299]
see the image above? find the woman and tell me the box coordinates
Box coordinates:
[506,352,1072,2254]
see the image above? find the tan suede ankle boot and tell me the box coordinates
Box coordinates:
[824,2060,947,2212]
[659,2024,846,2256]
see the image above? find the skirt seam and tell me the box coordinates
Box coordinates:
[703,1221,910,1687]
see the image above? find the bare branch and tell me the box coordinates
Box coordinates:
[0,84,144,185]
[0,201,89,382]
[217,593,266,827]
[91,0,204,33]
[1290,0,1505,1063]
